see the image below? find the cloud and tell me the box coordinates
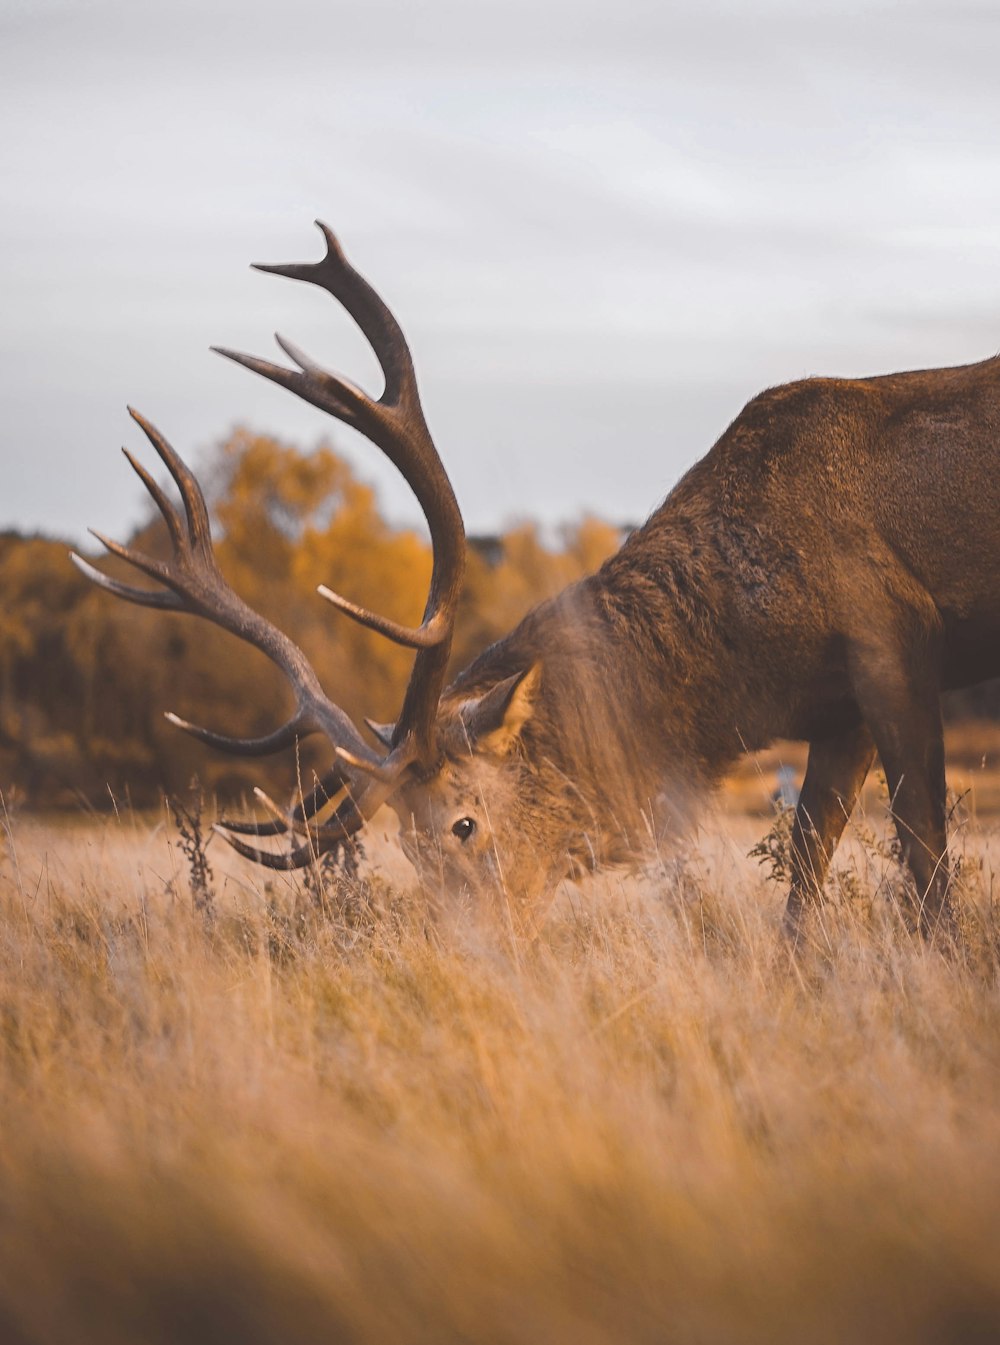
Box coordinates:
[1,0,999,542]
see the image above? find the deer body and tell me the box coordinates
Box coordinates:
[401,358,1000,928]
[77,225,1000,936]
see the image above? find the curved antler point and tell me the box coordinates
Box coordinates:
[90,528,116,551]
[315,220,344,255]
[252,787,292,829]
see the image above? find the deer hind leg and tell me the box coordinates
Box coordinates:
[784,721,876,938]
[847,620,954,939]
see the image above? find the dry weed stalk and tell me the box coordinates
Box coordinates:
[169,776,215,920]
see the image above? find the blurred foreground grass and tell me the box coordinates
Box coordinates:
[0,809,999,1345]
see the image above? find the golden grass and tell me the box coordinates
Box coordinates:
[1,809,999,1344]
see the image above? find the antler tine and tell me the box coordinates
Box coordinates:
[121,448,184,550]
[252,787,310,837]
[164,710,305,757]
[70,552,184,611]
[212,343,366,433]
[216,788,306,839]
[334,745,400,786]
[89,528,170,583]
[218,765,350,838]
[214,827,321,871]
[215,817,290,838]
[127,406,212,548]
[316,583,447,650]
[223,222,467,760]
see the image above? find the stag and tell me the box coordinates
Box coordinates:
[74,223,1000,936]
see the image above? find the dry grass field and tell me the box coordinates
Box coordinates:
[1,783,999,1345]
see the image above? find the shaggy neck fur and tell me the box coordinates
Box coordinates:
[442,488,774,866]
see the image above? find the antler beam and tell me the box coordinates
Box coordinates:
[215,222,466,759]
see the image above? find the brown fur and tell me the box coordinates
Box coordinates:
[395,357,1000,934]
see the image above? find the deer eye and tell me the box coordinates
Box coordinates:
[452,817,477,843]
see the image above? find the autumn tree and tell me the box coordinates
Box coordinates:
[0,430,626,810]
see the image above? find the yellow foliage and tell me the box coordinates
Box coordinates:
[0,430,624,807]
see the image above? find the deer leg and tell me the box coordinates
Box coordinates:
[848,632,954,938]
[784,721,875,937]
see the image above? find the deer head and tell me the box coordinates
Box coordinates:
[73,224,573,903]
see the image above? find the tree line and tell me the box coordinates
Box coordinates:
[4,428,994,813]
[0,430,621,811]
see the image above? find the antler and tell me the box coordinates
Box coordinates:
[215,221,466,763]
[74,224,467,868]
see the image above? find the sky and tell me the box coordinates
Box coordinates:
[2,0,999,545]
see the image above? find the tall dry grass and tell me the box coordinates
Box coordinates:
[0,805,999,1344]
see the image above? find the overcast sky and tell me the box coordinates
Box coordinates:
[3,0,999,545]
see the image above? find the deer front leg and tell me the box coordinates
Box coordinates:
[783,721,875,939]
[847,630,954,939]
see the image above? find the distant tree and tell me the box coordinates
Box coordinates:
[0,431,440,807]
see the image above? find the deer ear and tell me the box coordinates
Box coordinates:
[460,664,541,756]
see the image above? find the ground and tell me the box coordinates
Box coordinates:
[0,746,998,1345]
